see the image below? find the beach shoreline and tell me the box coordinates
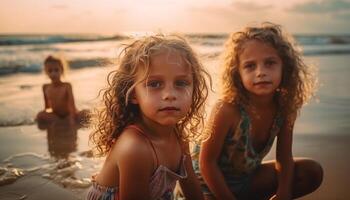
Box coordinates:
[0,124,349,199]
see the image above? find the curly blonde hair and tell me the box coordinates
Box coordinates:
[90,34,211,156]
[221,22,316,120]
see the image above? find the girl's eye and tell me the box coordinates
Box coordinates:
[175,80,190,87]
[266,60,276,66]
[146,81,162,88]
[244,63,255,70]
[48,68,59,73]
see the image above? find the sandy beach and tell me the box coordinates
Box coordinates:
[1,126,349,199]
[265,134,350,200]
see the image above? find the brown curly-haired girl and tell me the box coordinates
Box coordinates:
[194,23,323,200]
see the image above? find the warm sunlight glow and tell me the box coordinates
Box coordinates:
[1,0,350,34]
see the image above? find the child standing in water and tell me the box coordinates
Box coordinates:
[193,23,323,199]
[36,55,87,125]
[87,34,209,200]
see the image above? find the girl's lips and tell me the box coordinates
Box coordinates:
[158,107,180,111]
[254,81,272,85]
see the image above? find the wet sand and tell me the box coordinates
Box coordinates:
[1,124,349,199]
[0,124,100,200]
[265,133,350,200]
[0,176,82,200]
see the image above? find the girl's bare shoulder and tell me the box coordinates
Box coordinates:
[42,83,50,89]
[42,83,53,94]
[110,128,153,163]
[212,100,241,122]
[62,82,72,89]
[104,128,155,184]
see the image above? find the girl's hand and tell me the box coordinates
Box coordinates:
[178,142,204,200]
[269,194,277,200]
[269,193,292,200]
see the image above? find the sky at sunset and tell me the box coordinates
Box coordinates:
[1,0,350,34]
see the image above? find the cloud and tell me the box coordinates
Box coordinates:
[231,1,273,11]
[82,10,93,15]
[139,0,177,5]
[289,0,350,13]
[189,1,273,16]
[190,5,232,15]
[114,8,127,14]
[51,5,68,10]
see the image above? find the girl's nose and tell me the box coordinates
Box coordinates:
[256,64,267,78]
[163,86,177,101]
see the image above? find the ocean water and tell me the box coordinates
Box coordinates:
[1,33,350,130]
[0,33,350,197]
[1,34,350,75]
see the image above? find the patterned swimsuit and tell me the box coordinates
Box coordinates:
[86,125,188,200]
[193,105,283,197]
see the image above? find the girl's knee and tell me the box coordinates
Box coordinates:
[296,159,323,190]
[36,111,46,120]
[36,111,52,122]
[309,160,323,188]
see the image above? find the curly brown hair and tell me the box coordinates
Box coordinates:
[90,34,211,156]
[221,22,317,120]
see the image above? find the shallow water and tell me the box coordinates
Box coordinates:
[0,123,102,195]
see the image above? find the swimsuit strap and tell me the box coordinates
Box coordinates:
[238,105,250,122]
[126,125,160,167]
[173,128,185,156]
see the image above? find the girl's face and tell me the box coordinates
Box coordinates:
[132,50,194,126]
[45,62,63,83]
[238,39,282,98]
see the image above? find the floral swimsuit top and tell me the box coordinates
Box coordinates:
[193,105,283,178]
[86,125,188,200]
[218,105,284,176]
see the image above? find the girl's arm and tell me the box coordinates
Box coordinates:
[274,114,297,200]
[42,84,49,110]
[116,130,154,200]
[65,83,77,123]
[66,83,77,114]
[199,102,239,200]
[179,142,204,200]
